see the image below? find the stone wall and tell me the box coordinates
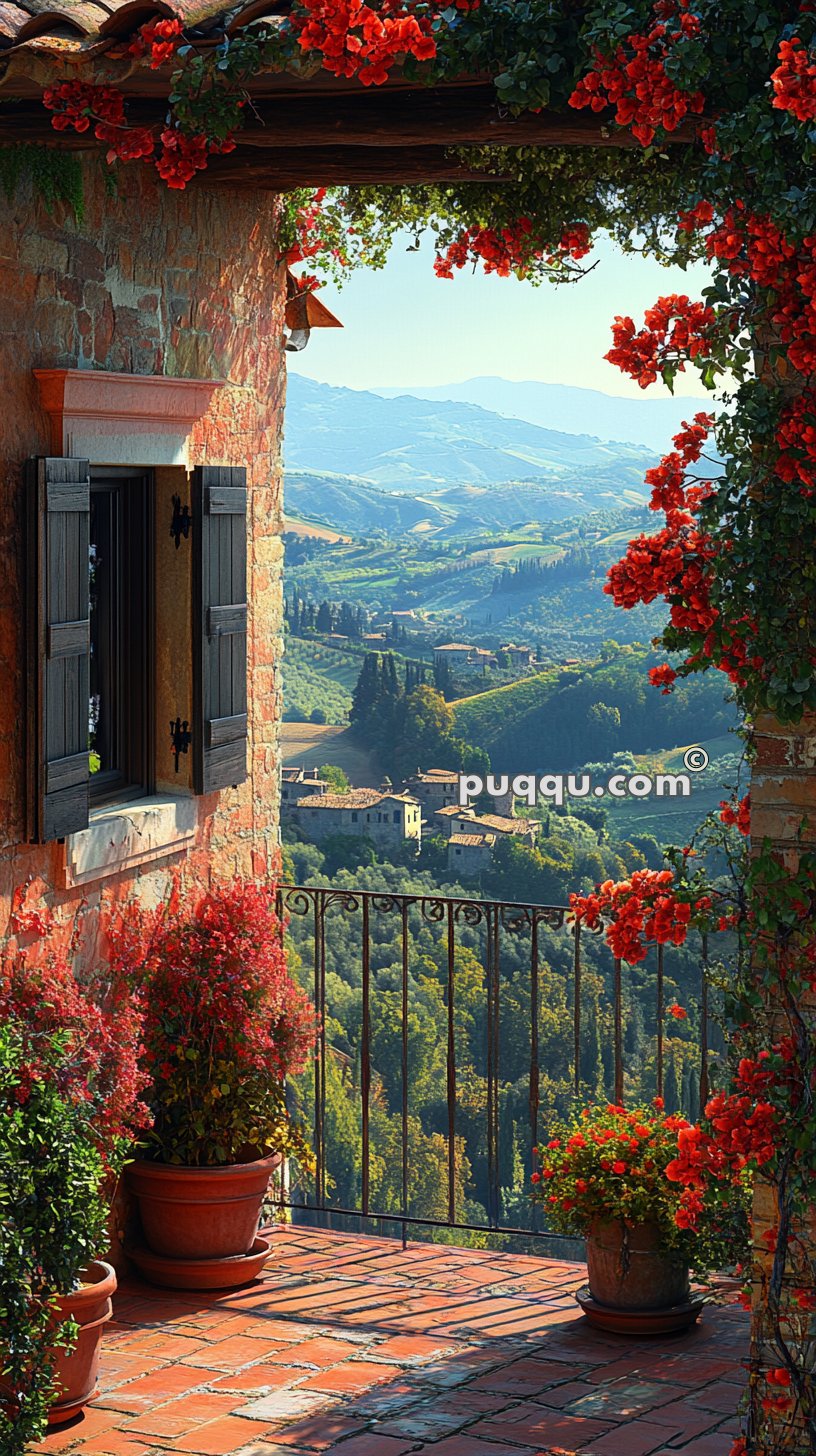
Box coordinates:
[0,158,287,956]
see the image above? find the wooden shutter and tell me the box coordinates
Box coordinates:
[192,465,248,794]
[26,457,91,842]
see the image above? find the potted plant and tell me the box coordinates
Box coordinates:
[119,880,315,1288]
[532,1100,749,1333]
[0,952,149,1446]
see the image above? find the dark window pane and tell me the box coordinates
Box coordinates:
[88,473,152,804]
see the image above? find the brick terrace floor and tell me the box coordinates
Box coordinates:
[36,1228,748,1456]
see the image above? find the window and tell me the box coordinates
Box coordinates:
[393,810,400,823]
[352,811,358,822]
[27,457,249,844]
[88,469,153,805]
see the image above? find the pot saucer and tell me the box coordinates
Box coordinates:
[127,1234,271,1290]
[576,1284,705,1335]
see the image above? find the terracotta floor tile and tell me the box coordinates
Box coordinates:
[210,1365,312,1395]
[694,1382,746,1416]
[298,1361,403,1395]
[663,1429,737,1455]
[260,1413,368,1449]
[124,1392,240,1438]
[173,1415,277,1454]
[646,1400,724,1438]
[576,1419,682,1455]
[566,1379,689,1419]
[370,1333,462,1364]
[234,1389,333,1423]
[94,1363,212,1413]
[68,1436,157,1456]
[32,1407,122,1452]
[469,1356,580,1395]
[327,1437,416,1456]
[410,1438,539,1456]
[181,1335,282,1372]
[264,1338,371,1369]
[469,1408,614,1449]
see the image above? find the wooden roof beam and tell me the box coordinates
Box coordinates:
[197,144,513,188]
[0,86,698,152]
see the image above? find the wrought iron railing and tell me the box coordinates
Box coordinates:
[275,884,721,1246]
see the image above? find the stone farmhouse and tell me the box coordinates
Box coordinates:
[293,788,422,849]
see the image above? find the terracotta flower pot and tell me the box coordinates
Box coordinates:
[127,1153,282,1261]
[586,1219,689,1310]
[48,1260,117,1426]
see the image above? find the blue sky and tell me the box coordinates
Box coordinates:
[289,230,714,401]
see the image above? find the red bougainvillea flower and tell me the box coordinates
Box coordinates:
[569,0,705,148]
[292,0,478,87]
[771,36,816,122]
[719,795,751,835]
[129,17,184,68]
[43,81,126,134]
[668,1003,688,1020]
[570,868,704,964]
[434,218,591,282]
[649,663,678,693]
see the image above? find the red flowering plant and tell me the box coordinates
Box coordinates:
[0,945,151,1175]
[532,1101,750,1278]
[110,880,316,1167]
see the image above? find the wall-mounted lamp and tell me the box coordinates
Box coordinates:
[284,270,343,353]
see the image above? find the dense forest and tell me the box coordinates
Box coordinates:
[281,830,724,1249]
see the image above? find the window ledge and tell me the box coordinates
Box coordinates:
[61,794,197,888]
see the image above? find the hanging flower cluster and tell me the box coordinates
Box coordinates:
[42,69,233,181]
[771,35,816,122]
[606,296,718,388]
[128,16,184,68]
[569,866,707,964]
[568,0,705,147]
[720,794,751,835]
[434,219,591,281]
[291,0,478,87]
[599,193,816,715]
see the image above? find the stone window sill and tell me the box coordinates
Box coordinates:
[61,794,197,888]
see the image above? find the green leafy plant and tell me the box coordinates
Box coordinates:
[0,144,85,219]
[0,1022,109,1454]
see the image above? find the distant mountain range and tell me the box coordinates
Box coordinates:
[372,376,706,455]
[284,374,655,493]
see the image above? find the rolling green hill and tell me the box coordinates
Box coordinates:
[453,652,738,773]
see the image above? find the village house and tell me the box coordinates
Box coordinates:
[499,642,534,667]
[432,641,477,667]
[434,805,539,849]
[294,788,421,848]
[281,766,327,813]
[403,767,464,813]
[447,830,496,875]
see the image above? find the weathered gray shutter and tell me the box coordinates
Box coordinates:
[26,457,91,842]
[192,465,248,794]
